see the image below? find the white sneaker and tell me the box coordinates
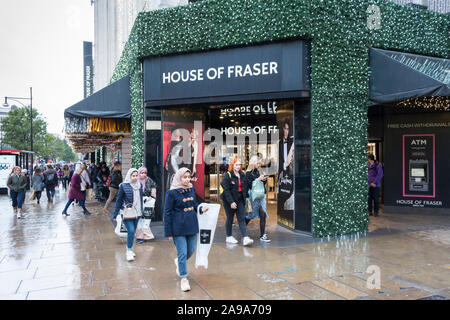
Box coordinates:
[174,257,180,277]
[130,251,136,257]
[180,277,191,292]
[260,234,271,243]
[243,236,254,246]
[17,213,21,219]
[126,250,135,261]
[226,236,238,244]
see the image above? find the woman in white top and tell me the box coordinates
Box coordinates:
[80,163,91,194]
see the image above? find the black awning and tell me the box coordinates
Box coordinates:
[369,48,450,105]
[64,76,131,118]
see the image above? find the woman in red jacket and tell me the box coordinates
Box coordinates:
[61,166,91,216]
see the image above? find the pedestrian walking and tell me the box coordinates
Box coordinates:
[245,155,270,243]
[138,166,157,198]
[80,163,92,197]
[31,168,45,204]
[56,164,62,188]
[61,166,91,216]
[164,167,208,292]
[112,168,144,262]
[62,165,70,191]
[368,153,383,217]
[96,165,110,201]
[7,166,28,219]
[91,163,101,199]
[103,162,123,213]
[43,164,58,203]
[220,157,253,246]
[135,166,157,243]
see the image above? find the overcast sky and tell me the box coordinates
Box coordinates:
[0,0,94,135]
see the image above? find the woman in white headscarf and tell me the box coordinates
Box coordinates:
[112,168,143,262]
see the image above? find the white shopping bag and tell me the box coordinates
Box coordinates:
[114,214,128,238]
[136,217,154,240]
[195,203,220,269]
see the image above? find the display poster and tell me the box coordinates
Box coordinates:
[276,102,295,228]
[163,121,205,200]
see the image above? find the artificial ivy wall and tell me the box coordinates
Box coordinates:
[111,0,449,237]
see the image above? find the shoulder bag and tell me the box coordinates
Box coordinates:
[122,187,138,220]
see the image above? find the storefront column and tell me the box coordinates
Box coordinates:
[121,136,132,177]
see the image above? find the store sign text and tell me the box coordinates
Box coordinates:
[396,199,442,207]
[220,126,278,135]
[221,101,278,116]
[162,62,279,84]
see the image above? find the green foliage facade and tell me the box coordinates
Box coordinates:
[111,0,449,237]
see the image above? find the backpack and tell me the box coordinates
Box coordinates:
[46,173,57,185]
[219,172,232,196]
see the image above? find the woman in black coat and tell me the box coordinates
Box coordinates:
[220,157,253,246]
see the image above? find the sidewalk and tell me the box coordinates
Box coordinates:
[0,188,449,300]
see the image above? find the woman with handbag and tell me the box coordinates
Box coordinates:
[112,168,144,262]
[245,155,270,243]
[31,168,45,204]
[80,163,92,197]
[62,166,92,216]
[135,166,157,243]
[7,166,28,219]
[220,157,253,246]
[138,166,157,198]
[164,167,208,292]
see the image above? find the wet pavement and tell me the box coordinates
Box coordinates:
[0,188,449,300]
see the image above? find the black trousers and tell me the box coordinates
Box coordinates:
[223,197,248,238]
[368,186,380,215]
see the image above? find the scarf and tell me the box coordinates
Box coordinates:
[170,167,193,190]
[138,166,148,192]
[123,168,141,213]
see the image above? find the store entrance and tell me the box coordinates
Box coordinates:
[161,100,297,233]
[203,100,296,231]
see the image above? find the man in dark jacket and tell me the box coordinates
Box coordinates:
[103,163,123,213]
[43,164,58,203]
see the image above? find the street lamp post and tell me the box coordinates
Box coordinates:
[3,87,33,153]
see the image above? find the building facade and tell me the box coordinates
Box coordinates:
[93,0,189,91]
[68,0,450,238]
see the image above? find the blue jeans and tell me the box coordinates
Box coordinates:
[46,185,56,200]
[173,235,197,278]
[123,218,139,249]
[62,199,89,213]
[11,191,25,209]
